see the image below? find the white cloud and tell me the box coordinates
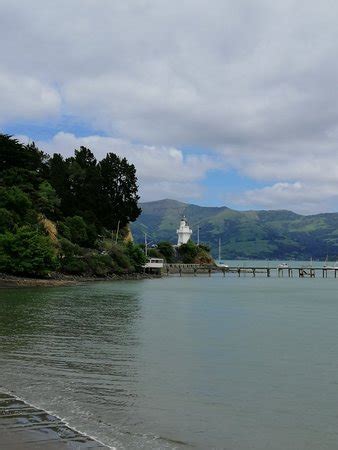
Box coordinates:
[232,181,338,214]
[2,0,338,146]
[34,132,219,202]
[0,71,60,123]
[3,1,338,211]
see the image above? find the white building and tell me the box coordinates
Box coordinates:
[143,258,164,274]
[177,216,192,246]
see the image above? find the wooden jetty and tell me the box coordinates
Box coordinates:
[164,264,338,279]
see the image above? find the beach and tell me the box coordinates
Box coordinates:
[0,392,107,449]
[0,272,157,288]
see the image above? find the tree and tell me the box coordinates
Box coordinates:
[37,181,61,216]
[98,153,141,229]
[0,134,48,175]
[48,153,72,215]
[67,147,101,219]
[126,242,147,271]
[198,243,210,252]
[0,226,58,276]
[0,186,32,216]
[61,216,87,246]
[157,241,175,262]
[178,240,199,263]
[0,208,14,233]
[0,134,144,277]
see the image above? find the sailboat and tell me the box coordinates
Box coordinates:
[323,255,338,269]
[215,238,229,268]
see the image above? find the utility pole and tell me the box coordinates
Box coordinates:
[144,232,148,257]
[197,226,200,246]
[115,220,120,244]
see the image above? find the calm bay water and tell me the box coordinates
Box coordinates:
[1,271,338,449]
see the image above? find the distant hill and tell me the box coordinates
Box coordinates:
[131,199,338,260]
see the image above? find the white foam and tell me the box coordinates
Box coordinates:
[0,387,117,450]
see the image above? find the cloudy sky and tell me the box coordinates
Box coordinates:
[1,0,338,214]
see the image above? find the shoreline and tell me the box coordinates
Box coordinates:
[0,391,110,449]
[0,272,159,288]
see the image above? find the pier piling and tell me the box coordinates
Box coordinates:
[164,264,338,279]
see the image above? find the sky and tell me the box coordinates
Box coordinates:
[1,0,338,214]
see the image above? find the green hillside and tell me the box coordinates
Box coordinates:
[0,134,146,277]
[131,199,338,260]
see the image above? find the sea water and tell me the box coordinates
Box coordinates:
[1,271,338,449]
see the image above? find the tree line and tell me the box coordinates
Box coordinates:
[0,134,144,276]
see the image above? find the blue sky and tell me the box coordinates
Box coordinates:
[2,0,338,214]
[3,119,264,210]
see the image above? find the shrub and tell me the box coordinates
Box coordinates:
[85,254,114,276]
[0,208,15,233]
[177,240,199,263]
[61,257,87,274]
[0,226,58,276]
[198,243,210,253]
[109,244,132,272]
[147,248,162,258]
[157,241,175,262]
[126,242,147,272]
[59,215,98,247]
[59,237,81,258]
[0,186,32,216]
[37,181,60,216]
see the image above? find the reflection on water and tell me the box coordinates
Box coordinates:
[0,284,146,449]
[1,277,338,449]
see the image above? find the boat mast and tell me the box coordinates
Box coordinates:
[218,238,221,261]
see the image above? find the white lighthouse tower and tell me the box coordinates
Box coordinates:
[177,216,192,246]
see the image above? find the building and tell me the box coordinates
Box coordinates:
[177,216,192,246]
[143,258,164,274]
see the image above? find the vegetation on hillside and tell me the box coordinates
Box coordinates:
[132,199,338,260]
[0,134,146,277]
[146,240,213,264]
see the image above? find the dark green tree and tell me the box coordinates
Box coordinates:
[61,216,88,246]
[48,153,72,216]
[0,186,32,217]
[178,240,199,263]
[0,208,15,233]
[0,135,48,175]
[157,241,175,262]
[98,153,141,229]
[126,242,147,271]
[0,226,58,276]
[37,181,61,216]
[0,134,143,277]
[67,147,101,219]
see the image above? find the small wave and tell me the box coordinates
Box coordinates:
[0,387,116,450]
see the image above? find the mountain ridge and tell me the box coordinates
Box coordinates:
[131,199,338,260]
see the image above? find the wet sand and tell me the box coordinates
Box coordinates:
[0,392,108,449]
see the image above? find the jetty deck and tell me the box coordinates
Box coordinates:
[164,264,338,278]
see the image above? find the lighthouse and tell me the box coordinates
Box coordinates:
[177,216,192,246]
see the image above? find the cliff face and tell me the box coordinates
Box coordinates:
[123,225,134,243]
